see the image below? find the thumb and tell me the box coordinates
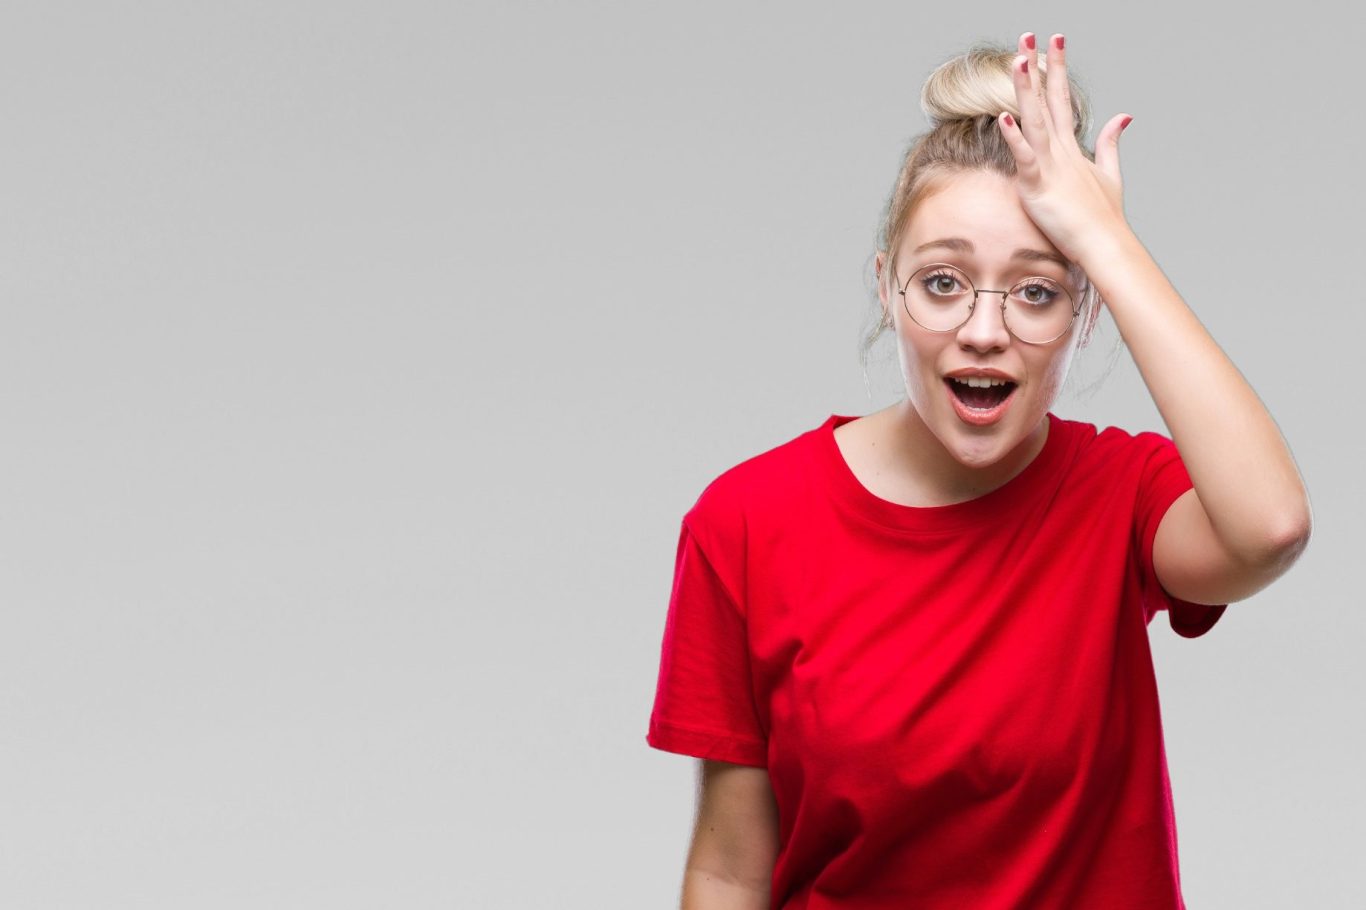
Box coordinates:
[1094,113,1132,185]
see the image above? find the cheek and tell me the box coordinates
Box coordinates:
[1026,351,1075,402]
[893,334,944,401]
[896,333,939,382]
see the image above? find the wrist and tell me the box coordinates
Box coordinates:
[1074,221,1142,273]
[1074,225,1156,301]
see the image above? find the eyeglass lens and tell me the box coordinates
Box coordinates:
[900,263,1076,344]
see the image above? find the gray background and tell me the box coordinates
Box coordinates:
[1,1,1359,907]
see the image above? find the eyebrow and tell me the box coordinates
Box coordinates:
[912,237,1071,270]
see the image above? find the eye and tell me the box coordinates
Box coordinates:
[919,270,967,296]
[1012,278,1064,307]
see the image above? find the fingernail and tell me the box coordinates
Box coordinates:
[1025,33,1036,50]
[1004,112,1015,128]
[1120,115,1133,131]
[1056,34,1065,50]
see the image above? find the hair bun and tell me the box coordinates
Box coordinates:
[919,41,1091,141]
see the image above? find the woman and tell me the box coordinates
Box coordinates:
[646,33,1311,909]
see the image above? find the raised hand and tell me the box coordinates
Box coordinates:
[997,32,1134,266]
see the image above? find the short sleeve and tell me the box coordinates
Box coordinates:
[1134,432,1229,639]
[645,518,768,767]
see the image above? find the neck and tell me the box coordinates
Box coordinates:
[881,400,1049,504]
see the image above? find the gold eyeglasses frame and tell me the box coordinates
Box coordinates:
[896,261,1083,346]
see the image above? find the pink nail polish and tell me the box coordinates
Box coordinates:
[1121,116,1133,130]
[1057,34,1065,49]
[1025,33,1036,50]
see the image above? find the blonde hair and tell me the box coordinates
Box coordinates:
[860,41,1105,374]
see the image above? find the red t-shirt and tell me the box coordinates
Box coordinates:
[646,412,1228,909]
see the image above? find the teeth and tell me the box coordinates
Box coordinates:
[950,376,1012,388]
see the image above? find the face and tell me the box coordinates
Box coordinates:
[877,169,1086,470]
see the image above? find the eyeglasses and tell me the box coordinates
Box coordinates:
[896,262,1082,345]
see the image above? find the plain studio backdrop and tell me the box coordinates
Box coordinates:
[0,2,1359,907]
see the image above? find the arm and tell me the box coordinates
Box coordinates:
[680,759,779,910]
[997,31,1311,605]
[1080,229,1311,603]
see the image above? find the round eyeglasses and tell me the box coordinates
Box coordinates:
[897,262,1082,345]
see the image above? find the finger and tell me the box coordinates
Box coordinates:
[1044,34,1077,144]
[997,111,1039,177]
[1093,112,1131,185]
[1020,32,1056,141]
[1015,31,1042,130]
[1012,40,1052,153]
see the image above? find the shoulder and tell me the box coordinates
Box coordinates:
[1052,413,1175,473]
[684,418,826,543]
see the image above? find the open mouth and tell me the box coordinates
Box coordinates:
[944,377,1017,411]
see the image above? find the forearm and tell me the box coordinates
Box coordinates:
[1077,228,1311,560]
[681,868,771,910]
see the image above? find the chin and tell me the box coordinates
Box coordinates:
[940,396,1043,466]
[946,430,1018,468]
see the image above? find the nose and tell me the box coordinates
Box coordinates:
[955,291,1011,353]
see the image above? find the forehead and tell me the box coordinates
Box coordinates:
[903,171,1063,264]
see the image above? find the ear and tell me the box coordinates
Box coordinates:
[1079,292,1102,348]
[875,251,888,308]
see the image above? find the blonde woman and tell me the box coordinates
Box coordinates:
[647,32,1310,909]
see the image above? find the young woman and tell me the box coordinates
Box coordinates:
[646,33,1311,909]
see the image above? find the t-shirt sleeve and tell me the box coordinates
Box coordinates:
[1134,431,1229,639]
[645,517,768,768]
